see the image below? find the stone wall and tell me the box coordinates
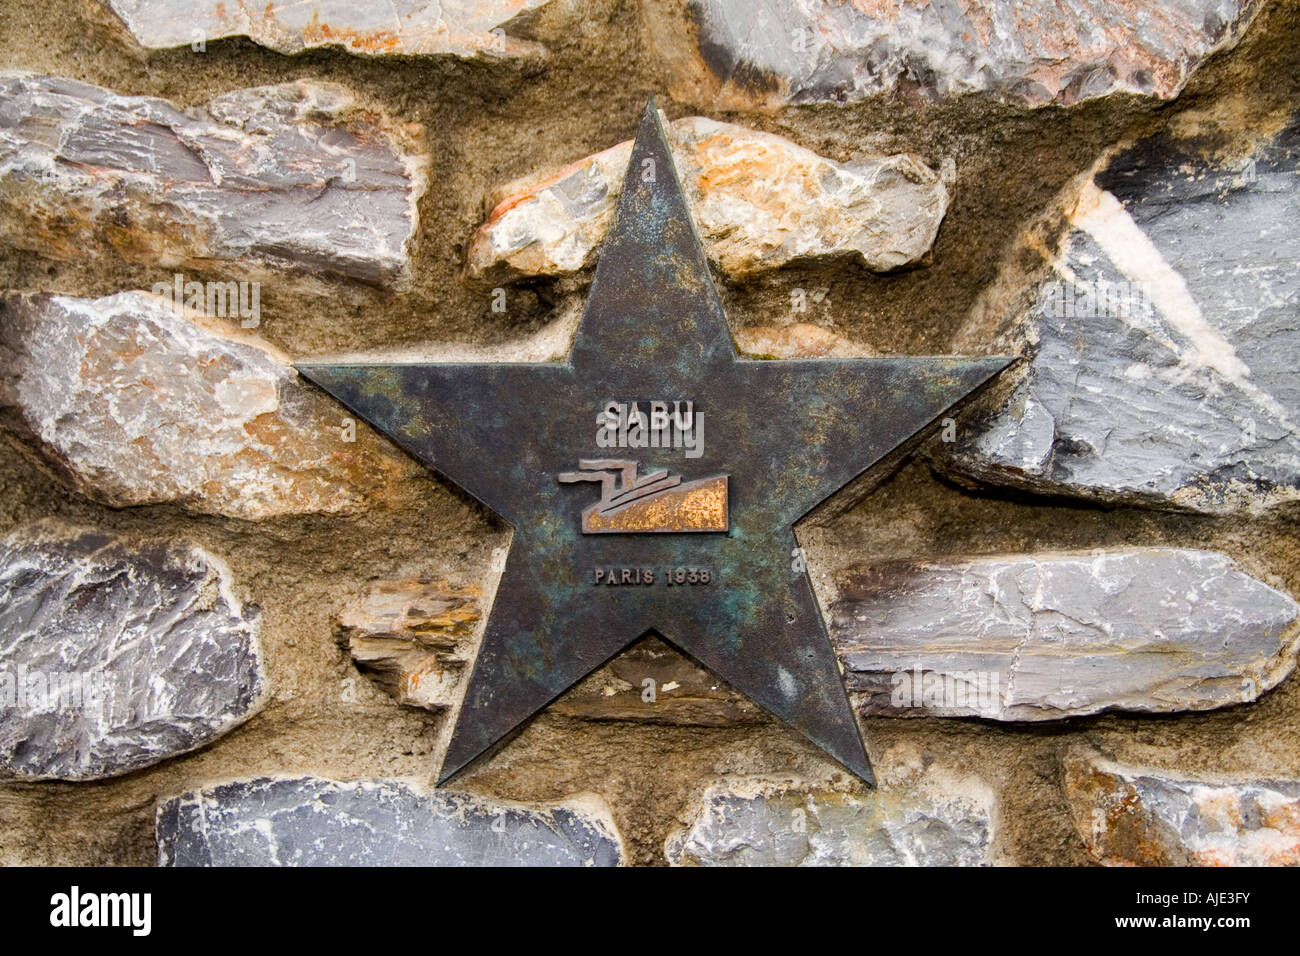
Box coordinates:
[1,0,1299,866]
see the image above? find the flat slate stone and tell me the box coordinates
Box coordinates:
[156,776,626,866]
[1064,749,1300,866]
[467,115,949,280]
[0,522,265,781]
[830,549,1299,720]
[0,73,427,288]
[944,118,1300,514]
[0,291,414,519]
[665,776,995,866]
[106,0,556,59]
[644,0,1257,109]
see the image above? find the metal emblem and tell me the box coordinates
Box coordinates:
[298,99,1014,785]
[558,459,729,533]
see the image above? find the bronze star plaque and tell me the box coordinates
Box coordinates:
[298,100,1013,785]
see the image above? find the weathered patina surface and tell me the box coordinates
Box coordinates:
[298,101,1013,786]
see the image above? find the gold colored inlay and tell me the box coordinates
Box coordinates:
[584,475,728,533]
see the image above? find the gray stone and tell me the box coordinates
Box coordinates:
[944,119,1300,514]
[644,0,1258,109]
[467,115,949,280]
[1064,749,1300,866]
[830,549,1299,720]
[0,522,265,781]
[106,0,557,60]
[0,73,427,288]
[0,292,415,519]
[156,776,625,866]
[665,772,995,866]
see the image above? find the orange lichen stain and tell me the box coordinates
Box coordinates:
[1261,800,1300,833]
[849,0,910,21]
[331,27,406,54]
[343,579,483,649]
[482,192,535,227]
[480,147,620,223]
[689,134,827,208]
[293,9,405,53]
[532,147,623,193]
[1194,789,1244,831]
[1191,847,1234,866]
[692,137,775,188]
[1094,782,1172,866]
[412,602,481,635]
[1066,179,1108,224]
[386,581,481,636]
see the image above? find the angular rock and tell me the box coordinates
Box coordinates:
[337,578,481,711]
[665,775,995,866]
[643,0,1258,109]
[0,291,414,520]
[550,637,765,727]
[944,118,1300,514]
[105,0,556,59]
[156,776,625,866]
[0,73,426,288]
[337,580,764,725]
[0,522,265,781]
[830,549,1299,720]
[1064,749,1300,866]
[467,115,949,280]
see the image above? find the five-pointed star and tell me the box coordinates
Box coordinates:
[298,100,1012,785]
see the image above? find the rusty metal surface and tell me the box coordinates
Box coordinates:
[559,459,729,532]
[298,100,1014,785]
